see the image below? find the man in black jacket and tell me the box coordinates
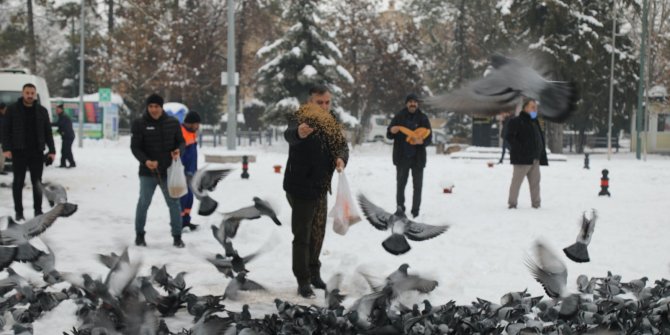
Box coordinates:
[2,83,56,221]
[130,93,185,248]
[283,85,349,298]
[387,93,432,218]
[52,104,76,168]
[0,102,6,174]
[505,98,548,209]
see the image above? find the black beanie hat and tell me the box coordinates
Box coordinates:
[184,111,201,124]
[146,93,164,107]
[405,93,419,103]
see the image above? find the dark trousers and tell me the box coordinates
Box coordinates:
[60,137,75,167]
[286,192,327,286]
[134,176,183,236]
[180,184,194,225]
[396,160,424,216]
[11,151,44,216]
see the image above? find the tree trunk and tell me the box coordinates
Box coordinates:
[577,128,586,154]
[106,0,114,86]
[544,122,564,153]
[26,0,37,73]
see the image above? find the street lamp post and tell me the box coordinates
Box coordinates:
[226,0,236,150]
[607,0,616,160]
[77,0,85,148]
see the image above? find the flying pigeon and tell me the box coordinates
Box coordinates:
[223,271,266,300]
[189,167,232,216]
[563,209,597,263]
[211,224,237,257]
[40,182,68,207]
[206,232,277,278]
[221,197,282,238]
[426,54,578,122]
[357,194,449,255]
[525,241,579,318]
[325,273,346,310]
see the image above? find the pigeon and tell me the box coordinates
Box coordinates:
[40,182,68,207]
[563,209,597,263]
[189,167,232,216]
[206,232,277,278]
[325,273,346,310]
[211,224,237,257]
[151,265,186,293]
[0,246,18,271]
[96,250,128,269]
[30,240,64,284]
[0,203,78,247]
[0,268,35,301]
[221,197,282,238]
[140,277,188,316]
[357,194,449,255]
[223,271,266,300]
[426,54,578,122]
[525,241,579,318]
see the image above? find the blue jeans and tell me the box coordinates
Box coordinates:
[135,175,182,236]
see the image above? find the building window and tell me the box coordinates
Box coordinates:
[658,114,670,132]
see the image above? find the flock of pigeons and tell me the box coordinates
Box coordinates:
[0,55,666,333]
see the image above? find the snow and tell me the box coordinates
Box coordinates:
[317,55,336,66]
[336,65,354,84]
[299,64,318,78]
[275,97,300,110]
[333,106,359,127]
[325,41,343,58]
[244,98,267,108]
[2,139,670,332]
[496,0,514,16]
[255,38,284,58]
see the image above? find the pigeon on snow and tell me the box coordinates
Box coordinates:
[563,209,597,263]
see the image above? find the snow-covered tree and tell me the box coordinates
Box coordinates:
[500,0,639,153]
[255,0,354,126]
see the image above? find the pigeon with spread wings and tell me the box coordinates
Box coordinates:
[189,166,231,216]
[426,54,578,123]
[357,194,449,255]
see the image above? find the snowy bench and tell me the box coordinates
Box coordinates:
[204,154,256,164]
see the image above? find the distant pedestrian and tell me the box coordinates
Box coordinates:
[2,83,56,221]
[0,102,6,174]
[498,111,512,164]
[284,85,349,299]
[387,93,432,218]
[52,103,76,168]
[505,98,548,209]
[179,111,201,231]
[130,93,186,248]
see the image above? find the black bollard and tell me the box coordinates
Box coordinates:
[241,155,250,179]
[583,153,590,169]
[598,169,610,197]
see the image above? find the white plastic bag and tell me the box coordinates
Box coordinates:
[329,172,361,235]
[167,158,188,198]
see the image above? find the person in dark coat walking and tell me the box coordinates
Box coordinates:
[2,83,56,221]
[0,102,6,174]
[498,111,512,164]
[387,93,432,218]
[130,93,185,248]
[505,98,548,209]
[283,85,349,298]
[52,104,76,168]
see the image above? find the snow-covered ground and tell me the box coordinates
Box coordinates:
[0,137,668,334]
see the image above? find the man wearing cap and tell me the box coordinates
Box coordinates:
[2,83,56,221]
[130,93,186,248]
[52,104,76,168]
[387,93,432,218]
[179,111,201,231]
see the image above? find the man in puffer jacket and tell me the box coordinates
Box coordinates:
[130,93,185,248]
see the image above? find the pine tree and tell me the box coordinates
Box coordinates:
[255,0,354,125]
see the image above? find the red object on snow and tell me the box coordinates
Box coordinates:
[273,165,282,173]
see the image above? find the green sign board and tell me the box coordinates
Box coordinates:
[99,88,112,103]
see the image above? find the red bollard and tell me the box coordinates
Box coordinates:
[241,155,249,179]
[273,165,282,174]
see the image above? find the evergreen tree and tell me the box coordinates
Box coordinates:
[255,0,354,125]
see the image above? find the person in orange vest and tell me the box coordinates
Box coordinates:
[387,93,432,218]
[180,111,201,231]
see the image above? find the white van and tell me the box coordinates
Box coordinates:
[0,68,51,116]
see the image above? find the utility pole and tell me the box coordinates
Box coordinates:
[226,0,237,150]
[635,0,648,160]
[77,0,85,148]
[607,0,616,160]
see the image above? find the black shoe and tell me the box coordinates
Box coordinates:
[182,223,199,231]
[173,235,185,248]
[34,210,43,216]
[67,164,76,169]
[297,285,316,299]
[15,213,24,221]
[411,210,419,218]
[57,165,67,168]
[135,232,147,247]
[311,275,327,290]
[508,204,517,209]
